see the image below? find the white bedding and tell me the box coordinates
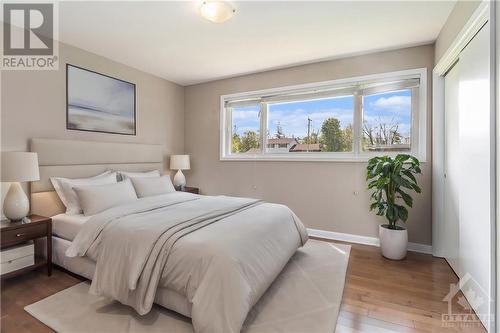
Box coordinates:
[50,236,193,317]
[51,213,90,241]
[67,192,308,333]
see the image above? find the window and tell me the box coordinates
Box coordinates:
[221,68,426,161]
[231,105,260,154]
[267,96,354,153]
[362,89,412,152]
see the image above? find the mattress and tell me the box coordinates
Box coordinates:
[47,235,193,318]
[51,213,90,241]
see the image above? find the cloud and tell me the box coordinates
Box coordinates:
[232,110,259,120]
[370,96,411,114]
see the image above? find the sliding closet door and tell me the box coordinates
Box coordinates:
[458,21,492,325]
[443,63,460,275]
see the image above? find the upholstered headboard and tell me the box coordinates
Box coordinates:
[30,138,163,217]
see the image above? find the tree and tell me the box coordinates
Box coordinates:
[363,121,375,146]
[240,131,260,152]
[342,124,353,151]
[320,118,344,152]
[232,133,241,153]
[275,122,285,139]
[302,130,319,144]
[363,118,404,149]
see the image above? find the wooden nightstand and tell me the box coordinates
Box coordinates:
[179,186,199,194]
[0,215,52,279]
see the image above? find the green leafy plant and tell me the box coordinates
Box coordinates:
[366,154,421,230]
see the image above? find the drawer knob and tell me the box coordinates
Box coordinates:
[16,233,26,237]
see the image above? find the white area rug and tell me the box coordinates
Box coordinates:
[25,240,350,333]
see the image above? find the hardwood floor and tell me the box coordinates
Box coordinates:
[0,241,487,333]
[335,241,487,333]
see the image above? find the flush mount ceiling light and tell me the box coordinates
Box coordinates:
[200,1,235,23]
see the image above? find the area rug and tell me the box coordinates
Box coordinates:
[25,240,350,333]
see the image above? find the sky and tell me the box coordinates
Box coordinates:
[363,90,412,138]
[231,90,411,139]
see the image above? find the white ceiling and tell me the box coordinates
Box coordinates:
[58,1,456,86]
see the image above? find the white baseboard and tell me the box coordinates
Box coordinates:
[307,228,433,255]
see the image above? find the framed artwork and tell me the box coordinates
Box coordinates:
[66,64,136,135]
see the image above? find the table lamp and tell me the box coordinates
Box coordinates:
[170,155,190,190]
[1,152,40,221]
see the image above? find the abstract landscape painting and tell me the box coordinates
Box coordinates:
[67,64,136,135]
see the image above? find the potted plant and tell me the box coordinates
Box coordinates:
[366,154,421,260]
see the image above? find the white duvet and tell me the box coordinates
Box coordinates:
[67,192,308,333]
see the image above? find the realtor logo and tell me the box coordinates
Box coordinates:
[1,2,58,70]
[442,273,493,330]
[3,3,53,55]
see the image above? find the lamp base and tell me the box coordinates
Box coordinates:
[3,182,29,221]
[173,170,186,190]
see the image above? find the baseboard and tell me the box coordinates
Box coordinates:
[307,228,433,255]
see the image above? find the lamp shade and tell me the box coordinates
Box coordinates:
[170,155,190,170]
[1,152,40,182]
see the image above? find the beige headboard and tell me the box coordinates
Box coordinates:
[30,138,163,217]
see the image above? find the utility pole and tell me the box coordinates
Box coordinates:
[307,117,312,152]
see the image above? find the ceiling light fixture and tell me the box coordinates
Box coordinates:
[200,1,235,23]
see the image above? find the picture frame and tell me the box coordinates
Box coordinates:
[66,64,136,135]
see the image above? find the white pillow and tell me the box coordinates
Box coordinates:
[119,170,160,181]
[73,179,138,216]
[50,171,117,215]
[130,175,176,198]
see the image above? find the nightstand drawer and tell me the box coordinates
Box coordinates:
[1,242,34,263]
[0,254,34,275]
[1,224,47,247]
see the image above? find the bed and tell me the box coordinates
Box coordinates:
[50,213,195,318]
[30,138,308,333]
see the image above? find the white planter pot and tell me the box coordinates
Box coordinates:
[379,224,408,260]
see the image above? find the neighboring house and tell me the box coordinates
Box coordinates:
[267,138,299,153]
[365,143,410,151]
[289,143,321,152]
[244,139,321,153]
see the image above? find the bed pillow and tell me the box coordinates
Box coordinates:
[50,171,117,215]
[73,179,138,216]
[119,170,160,181]
[130,175,176,198]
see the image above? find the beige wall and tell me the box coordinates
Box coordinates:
[435,0,481,64]
[184,45,434,245]
[1,41,185,215]
[1,41,185,163]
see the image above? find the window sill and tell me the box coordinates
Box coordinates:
[220,153,426,163]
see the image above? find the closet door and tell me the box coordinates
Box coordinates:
[443,63,460,275]
[458,21,492,326]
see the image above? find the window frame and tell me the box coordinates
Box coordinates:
[220,68,427,162]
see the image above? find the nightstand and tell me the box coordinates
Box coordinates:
[0,215,52,279]
[179,186,199,194]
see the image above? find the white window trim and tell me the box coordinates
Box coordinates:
[220,68,427,162]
